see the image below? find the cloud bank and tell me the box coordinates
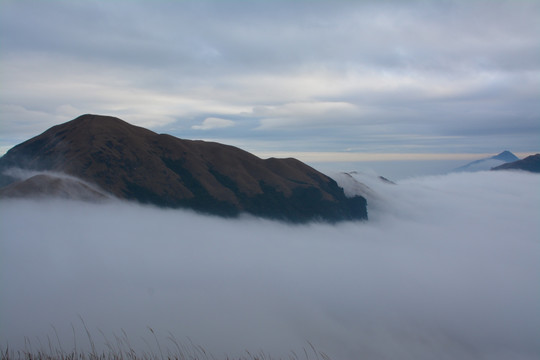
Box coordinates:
[1,171,539,359]
[192,117,235,130]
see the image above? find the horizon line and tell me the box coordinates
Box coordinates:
[253,151,538,162]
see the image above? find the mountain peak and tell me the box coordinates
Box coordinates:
[63,113,131,128]
[75,113,117,122]
[492,150,519,162]
[52,114,157,138]
[452,150,520,173]
[0,115,367,223]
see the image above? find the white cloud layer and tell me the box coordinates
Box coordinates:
[1,171,538,359]
[192,117,235,130]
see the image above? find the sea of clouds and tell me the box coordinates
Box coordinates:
[1,170,539,360]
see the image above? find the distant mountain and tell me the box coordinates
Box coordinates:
[0,114,367,222]
[452,151,519,173]
[492,154,540,173]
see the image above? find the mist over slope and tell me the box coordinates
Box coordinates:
[1,171,539,360]
[0,170,110,201]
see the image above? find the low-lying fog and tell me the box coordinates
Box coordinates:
[1,171,539,360]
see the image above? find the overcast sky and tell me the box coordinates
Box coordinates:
[1,0,539,160]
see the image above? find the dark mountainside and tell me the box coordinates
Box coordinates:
[0,114,367,222]
[492,154,540,173]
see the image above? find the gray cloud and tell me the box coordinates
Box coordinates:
[0,0,538,155]
[1,171,539,359]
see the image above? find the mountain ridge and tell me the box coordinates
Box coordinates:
[492,153,540,173]
[0,114,367,223]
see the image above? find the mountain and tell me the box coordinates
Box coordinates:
[452,151,519,173]
[0,114,367,222]
[492,154,540,173]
